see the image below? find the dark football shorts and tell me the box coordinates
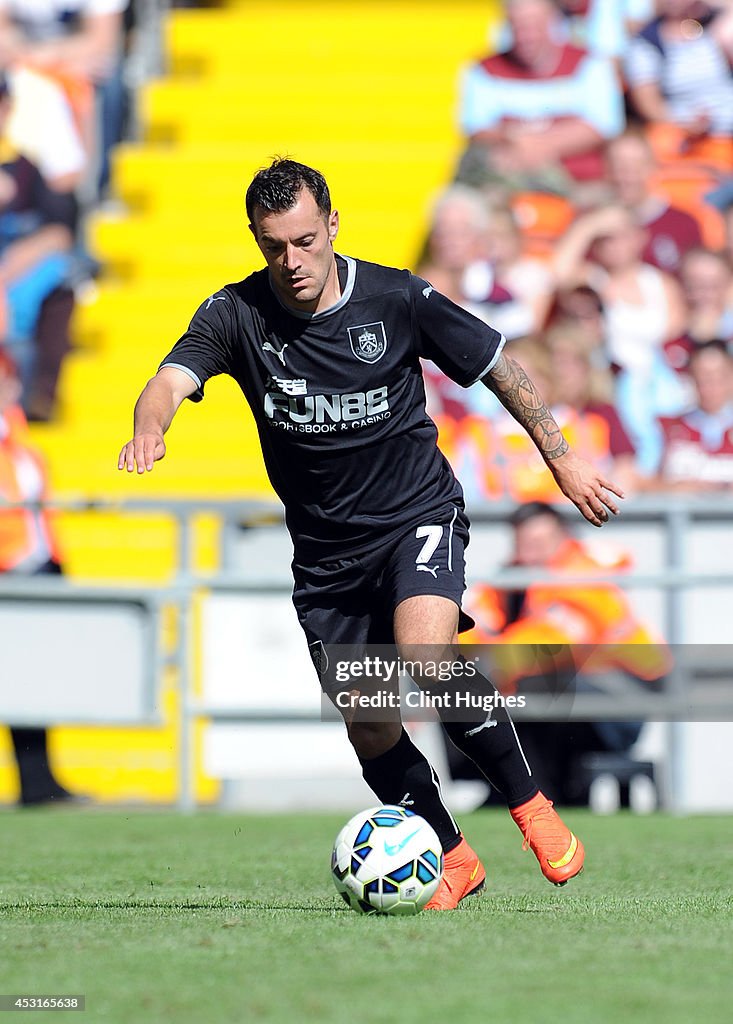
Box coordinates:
[291,506,475,692]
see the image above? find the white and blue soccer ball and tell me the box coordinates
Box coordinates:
[331,805,443,915]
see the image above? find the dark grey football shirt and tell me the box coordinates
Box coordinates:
[160,255,505,560]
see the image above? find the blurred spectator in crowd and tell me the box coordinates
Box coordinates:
[417,186,533,420]
[545,283,606,349]
[0,0,127,197]
[553,205,688,365]
[0,347,79,804]
[431,336,553,503]
[546,323,640,493]
[664,246,733,371]
[653,340,733,489]
[484,204,555,332]
[625,0,733,139]
[417,185,533,339]
[605,130,703,275]
[723,200,733,266]
[457,0,624,198]
[434,332,632,504]
[556,0,655,59]
[669,247,733,364]
[457,502,669,805]
[417,185,492,306]
[553,203,689,471]
[0,73,76,420]
[704,177,733,262]
[3,65,86,194]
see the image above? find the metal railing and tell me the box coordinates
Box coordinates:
[1,495,732,811]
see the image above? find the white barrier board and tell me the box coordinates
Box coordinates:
[0,598,154,723]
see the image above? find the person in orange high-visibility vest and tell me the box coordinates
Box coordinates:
[458,501,670,805]
[0,346,80,805]
[0,353,61,572]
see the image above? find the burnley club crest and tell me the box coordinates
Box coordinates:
[347,321,388,364]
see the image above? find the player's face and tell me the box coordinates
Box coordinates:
[250,190,339,312]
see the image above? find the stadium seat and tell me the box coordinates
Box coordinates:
[511,192,575,260]
[646,122,733,175]
[577,752,658,814]
[649,167,726,250]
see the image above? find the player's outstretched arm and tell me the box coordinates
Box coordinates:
[118,366,197,474]
[482,352,624,527]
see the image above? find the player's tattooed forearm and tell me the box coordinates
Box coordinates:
[485,353,569,461]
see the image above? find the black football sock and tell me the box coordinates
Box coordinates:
[436,663,539,809]
[358,728,462,853]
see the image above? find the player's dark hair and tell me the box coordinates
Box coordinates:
[246,158,331,225]
[508,502,567,530]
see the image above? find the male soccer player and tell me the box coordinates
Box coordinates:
[119,159,622,909]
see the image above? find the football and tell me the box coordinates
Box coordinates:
[331,805,443,915]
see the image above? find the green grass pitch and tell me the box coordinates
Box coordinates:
[1,809,731,1023]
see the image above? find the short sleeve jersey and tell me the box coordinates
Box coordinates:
[161,255,505,561]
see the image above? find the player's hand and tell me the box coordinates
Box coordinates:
[548,450,624,528]
[118,433,166,473]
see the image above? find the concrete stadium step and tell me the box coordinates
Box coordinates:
[53,513,183,580]
[112,141,459,173]
[74,280,258,345]
[142,88,462,134]
[33,428,272,499]
[95,245,264,282]
[94,233,428,282]
[166,8,486,46]
[166,3,495,76]
[144,76,459,109]
[168,50,473,79]
[40,460,272,502]
[77,275,373,348]
[143,119,462,146]
[111,174,451,227]
[109,145,456,232]
[164,5,492,41]
[90,209,433,260]
[61,351,168,390]
[58,360,254,427]
[141,111,461,137]
[74,301,198,350]
[111,147,456,199]
[161,72,463,96]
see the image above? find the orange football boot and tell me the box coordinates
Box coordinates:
[511,791,584,886]
[424,837,486,911]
